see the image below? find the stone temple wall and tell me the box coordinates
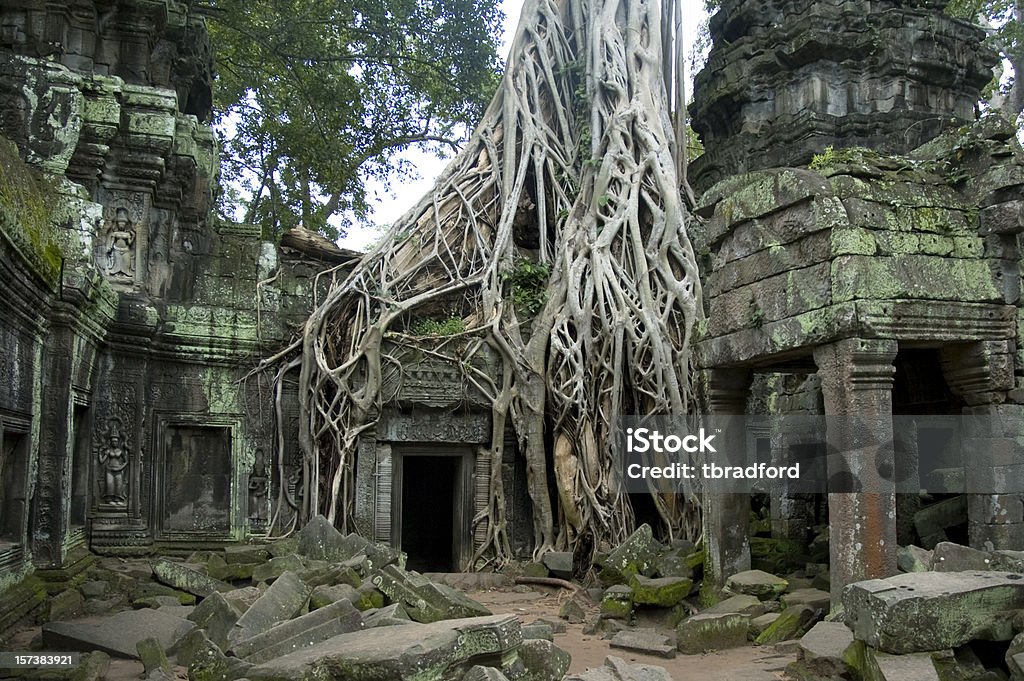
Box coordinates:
[0,0,329,630]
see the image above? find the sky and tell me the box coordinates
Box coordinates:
[337,0,706,251]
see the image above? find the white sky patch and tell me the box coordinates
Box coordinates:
[339,0,707,251]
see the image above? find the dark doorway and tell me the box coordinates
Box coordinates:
[0,429,29,546]
[70,405,90,529]
[401,455,457,572]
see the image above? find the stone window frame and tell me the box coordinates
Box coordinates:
[0,411,31,558]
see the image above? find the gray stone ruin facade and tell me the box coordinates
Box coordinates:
[690,0,1024,604]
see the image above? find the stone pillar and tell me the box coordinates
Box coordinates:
[813,338,898,605]
[700,368,752,592]
[940,342,1022,548]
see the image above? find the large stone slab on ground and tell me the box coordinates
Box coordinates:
[564,655,673,681]
[599,524,660,584]
[864,648,939,681]
[676,612,749,654]
[152,560,232,598]
[245,615,521,681]
[42,609,195,659]
[629,575,692,607]
[231,597,364,663]
[228,571,312,644]
[370,564,490,623]
[781,588,831,612]
[725,570,788,601]
[844,571,1024,653]
[930,541,1024,572]
[518,639,572,681]
[609,629,676,659]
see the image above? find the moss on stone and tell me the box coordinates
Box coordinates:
[0,135,64,284]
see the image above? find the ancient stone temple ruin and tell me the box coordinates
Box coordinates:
[2,0,1024,678]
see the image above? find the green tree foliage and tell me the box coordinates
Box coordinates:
[209,0,504,238]
[947,0,1024,120]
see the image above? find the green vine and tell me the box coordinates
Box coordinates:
[502,259,551,318]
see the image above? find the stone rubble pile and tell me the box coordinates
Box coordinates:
[27,516,672,681]
[786,540,1024,681]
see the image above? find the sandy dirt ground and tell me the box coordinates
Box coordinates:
[472,586,794,680]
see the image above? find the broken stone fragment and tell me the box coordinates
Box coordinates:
[186,591,242,650]
[676,612,749,654]
[628,574,693,607]
[864,648,940,681]
[1007,632,1024,678]
[788,620,860,681]
[70,650,110,681]
[251,554,305,583]
[152,559,232,598]
[518,638,572,681]
[463,666,512,681]
[564,655,673,680]
[354,581,385,610]
[600,585,633,619]
[755,604,820,645]
[725,569,789,601]
[370,564,490,623]
[48,590,85,621]
[231,597,364,664]
[896,545,932,573]
[80,580,109,599]
[609,629,676,659]
[532,615,567,633]
[914,496,967,549]
[223,586,262,614]
[559,597,587,623]
[206,554,257,582]
[930,541,1024,572]
[844,571,1024,653]
[522,622,554,641]
[522,562,550,578]
[134,581,197,605]
[228,570,312,644]
[244,614,521,681]
[223,545,271,565]
[598,524,661,585]
[309,583,357,610]
[362,602,412,628]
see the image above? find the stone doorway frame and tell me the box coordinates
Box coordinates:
[390,444,475,572]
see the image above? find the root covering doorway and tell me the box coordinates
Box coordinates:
[392,446,474,572]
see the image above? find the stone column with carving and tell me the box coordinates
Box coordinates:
[940,341,1023,548]
[813,338,898,606]
[699,368,752,593]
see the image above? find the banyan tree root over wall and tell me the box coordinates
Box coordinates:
[260,0,704,565]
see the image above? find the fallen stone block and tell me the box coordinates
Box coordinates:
[223,585,263,614]
[532,615,567,633]
[704,594,767,617]
[782,588,831,612]
[296,515,364,562]
[1007,632,1024,677]
[189,632,253,681]
[80,580,109,599]
[207,554,257,581]
[896,545,932,573]
[70,651,110,681]
[228,571,312,644]
[152,560,232,598]
[653,544,697,580]
[542,552,574,579]
[49,590,84,621]
[43,608,195,659]
[353,582,385,610]
[370,564,490,623]
[133,581,196,605]
[223,545,271,564]
[749,613,780,639]
[251,554,305,584]
[362,602,411,628]
[629,574,692,607]
[245,615,522,681]
[599,524,660,585]
[756,604,819,645]
[609,629,676,659]
[309,583,357,610]
[564,655,673,680]
[463,666,512,681]
[231,597,364,664]
[186,591,242,650]
[601,585,633,619]
[931,541,1024,572]
[914,496,967,548]
[518,638,572,681]
[793,621,858,679]
[676,612,749,654]
[136,637,170,676]
[522,622,554,641]
[864,648,939,681]
[560,597,587,623]
[726,569,788,601]
[844,571,1024,654]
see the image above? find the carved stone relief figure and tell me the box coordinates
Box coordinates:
[248,449,269,529]
[103,207,136,280]
[97,419,129,506]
